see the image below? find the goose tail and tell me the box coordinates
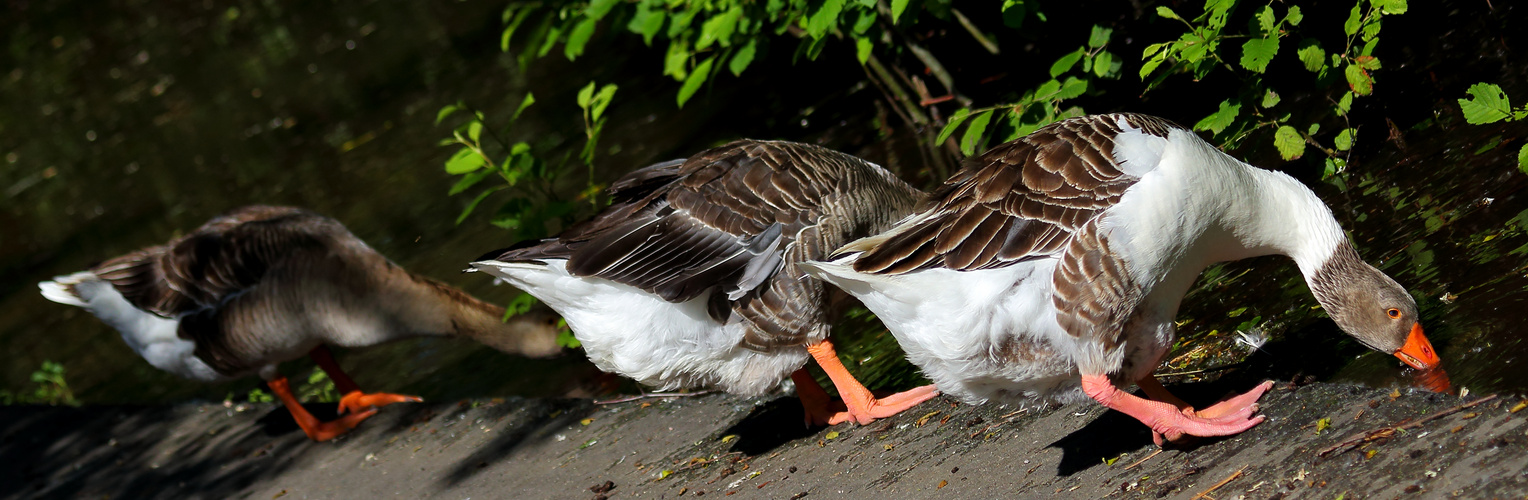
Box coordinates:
[38,271,96,307]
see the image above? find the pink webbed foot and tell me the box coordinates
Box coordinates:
[1085,374,1265,446]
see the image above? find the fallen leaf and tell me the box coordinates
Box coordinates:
[938,480,948,489]
[720,434,739,443]
[1315,418,1331,434]
[1389,389,1402,400]
[915,411,941,427]
[1463,412,1479,420]
[824,431,840,440]
[272,490,287,499]
[1509,401,1526,413]
[581,418,594,426]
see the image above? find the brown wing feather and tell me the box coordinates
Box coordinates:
[851,113,1179,274]
[488,140,922,349]
[92,206,339,317]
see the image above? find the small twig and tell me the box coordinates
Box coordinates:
[1156,361,1248,378]
[1124,449,1163,470]
[594,390,713,405]
[1316,394,1499,458]
[949,8,1000,55]
[1190,464,1247,500]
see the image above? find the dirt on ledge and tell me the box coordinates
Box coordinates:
[2,379,1525,500]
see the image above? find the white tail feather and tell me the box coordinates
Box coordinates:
[38,271,96,307]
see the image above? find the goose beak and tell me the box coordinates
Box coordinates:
[1394,323,1440,370]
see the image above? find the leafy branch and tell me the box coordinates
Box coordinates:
[1457,82,1528,172]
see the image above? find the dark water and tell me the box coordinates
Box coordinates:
[2,0,1525,405]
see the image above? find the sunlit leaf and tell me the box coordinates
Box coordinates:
[1239,38,1279,73]
[1087,25,1112,49]
[564,18,598,60]
[512,93,536,122]
[1050,49,1085,77]
[667,7,699,38]
[1193,99,1240,135]
[1155,6,1180,20]
[730,39,758,76]
[1345,65,1373,95]
[697,7,742,50]
[1337,92,1354,116]
[1261,90,1281,108]
[1285,5,1303,26]
[576,81,596,109]
[1033,79,1062,101]
[591,84,618,121]
[467,121,483,143]
[1274,125,1305,160]
[853,9,876,34]
[1335,128,1356,151]
[1518,144,1528,174]
[1255,5,1275,35]
[1296,40,1326,72]
[1381,0,1408,15]
[1458,83,1514,125]
[1361,15,1382,42]
[677,56,714,108]
[627,3,666,46]
[449,169,494,195]
[1355,55,1381,70]
[1343,3,1362,36]
[890,0,911,23]
[1140,51,1168,80]
[936,108,972,144]
[807,0,844,39]
[436,104,459,125]
[960,110,994,156]
[664,40,690,81]
[1204,0,1234,29]
[1002,0,1027,29]
[585,0,618,20]
[1058,77,1088,100]
[855,36,872,64]
[445,147,485,174]
[1093,51,1115,78]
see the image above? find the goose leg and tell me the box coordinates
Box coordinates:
[792,369,849,426]
[807,340,939,426]
[1135,377,1272,445]
[309,346,423,416]
[266,375,377,441]
[1084,374,1264,445]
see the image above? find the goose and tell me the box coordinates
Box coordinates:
[801,113,1442,444]
[470,140,939,425]
[38,205,563,441]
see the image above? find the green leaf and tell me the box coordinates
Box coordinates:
[697,7,742,50]
[667,7,699,38]
[1381,0,1408,15]
[448,168,494,196]
[853,9,876,34]
[803,35,828,61]
[1142,42,1167,59]
[890,0,911,23]
[576,81,596,109]
[585,0,619,20]
[960,110,994,156]
[1344,3,1362,36]
[937,108,972,144]
[512,92,536,122]
[1088,25,1112,49]
[1093,51,1115,78]
[1033,79,1062,101]
[677,56,714,108]
[467,121,483,143]
[1355,55,1381,70]
[1274,125,1305,160]
[664,40,690,81]
[1057,77,1088,100]
[456,188,499,224]
[729,39,758,76]
[1261,89,1281,108]
[1458,83,1514,125]
[1519,144,1528,174]
[565,18,598,60]
[628,3,666,46]
[1239,38,1279,73]
[1345,65,1373,95]
[1362,16,1383,41]
[591,84,618,121]
[1140,50,1169,80]
[1335,128,1356,151]
[1285,5,1304,26]
[1155,6,1180,20]
[1307,122,1320,135]
[1050,49,1085,77]
[1193,100,1241,135]
[1323,157,1347,179]
[436,104,459,125]
[1002,0,1027,29]
[1295,40,1326,73]
[1255,5,1275,35]
[1177,32,1210,62]
[445,148,486,174]
[1336,92,1354,116]
[807,0,844,39]
[1204,0,1234,29]
[855,36,873,64]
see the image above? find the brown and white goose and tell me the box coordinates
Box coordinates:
[39,205,562,441]
[471,140,938,426]
[802,113,1441,444]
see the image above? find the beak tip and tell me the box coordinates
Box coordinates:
[1395,322,1441,371]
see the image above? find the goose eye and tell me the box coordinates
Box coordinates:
[1386,308,1401,319]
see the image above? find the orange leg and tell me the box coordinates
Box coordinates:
[792,369,849,426]
[807,340,939,426]
[267,376,377,441]
[309,346,422,415]
[1085,374,1264,446]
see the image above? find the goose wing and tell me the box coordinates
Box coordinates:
[846,113,1178,274]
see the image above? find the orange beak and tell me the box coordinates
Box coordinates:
[1393,323,1440,370]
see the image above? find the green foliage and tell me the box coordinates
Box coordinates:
[0,360,79,406]
[1141,0,1403,167]
[246,387,274,403]
[297,368,341,403]
[554,319,581,349]
[1454,83,1528,174]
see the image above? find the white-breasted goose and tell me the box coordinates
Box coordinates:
[39,205,562,441]
[471,140,938,425]
[802,113,1441,444]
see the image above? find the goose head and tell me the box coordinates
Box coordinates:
[1308,245,1440,371]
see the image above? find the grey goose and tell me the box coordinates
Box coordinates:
[802,113,1441,444]
[471,140,938,425]
[40,205,563,441]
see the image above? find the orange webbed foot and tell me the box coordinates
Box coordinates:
[337,391,424,415]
